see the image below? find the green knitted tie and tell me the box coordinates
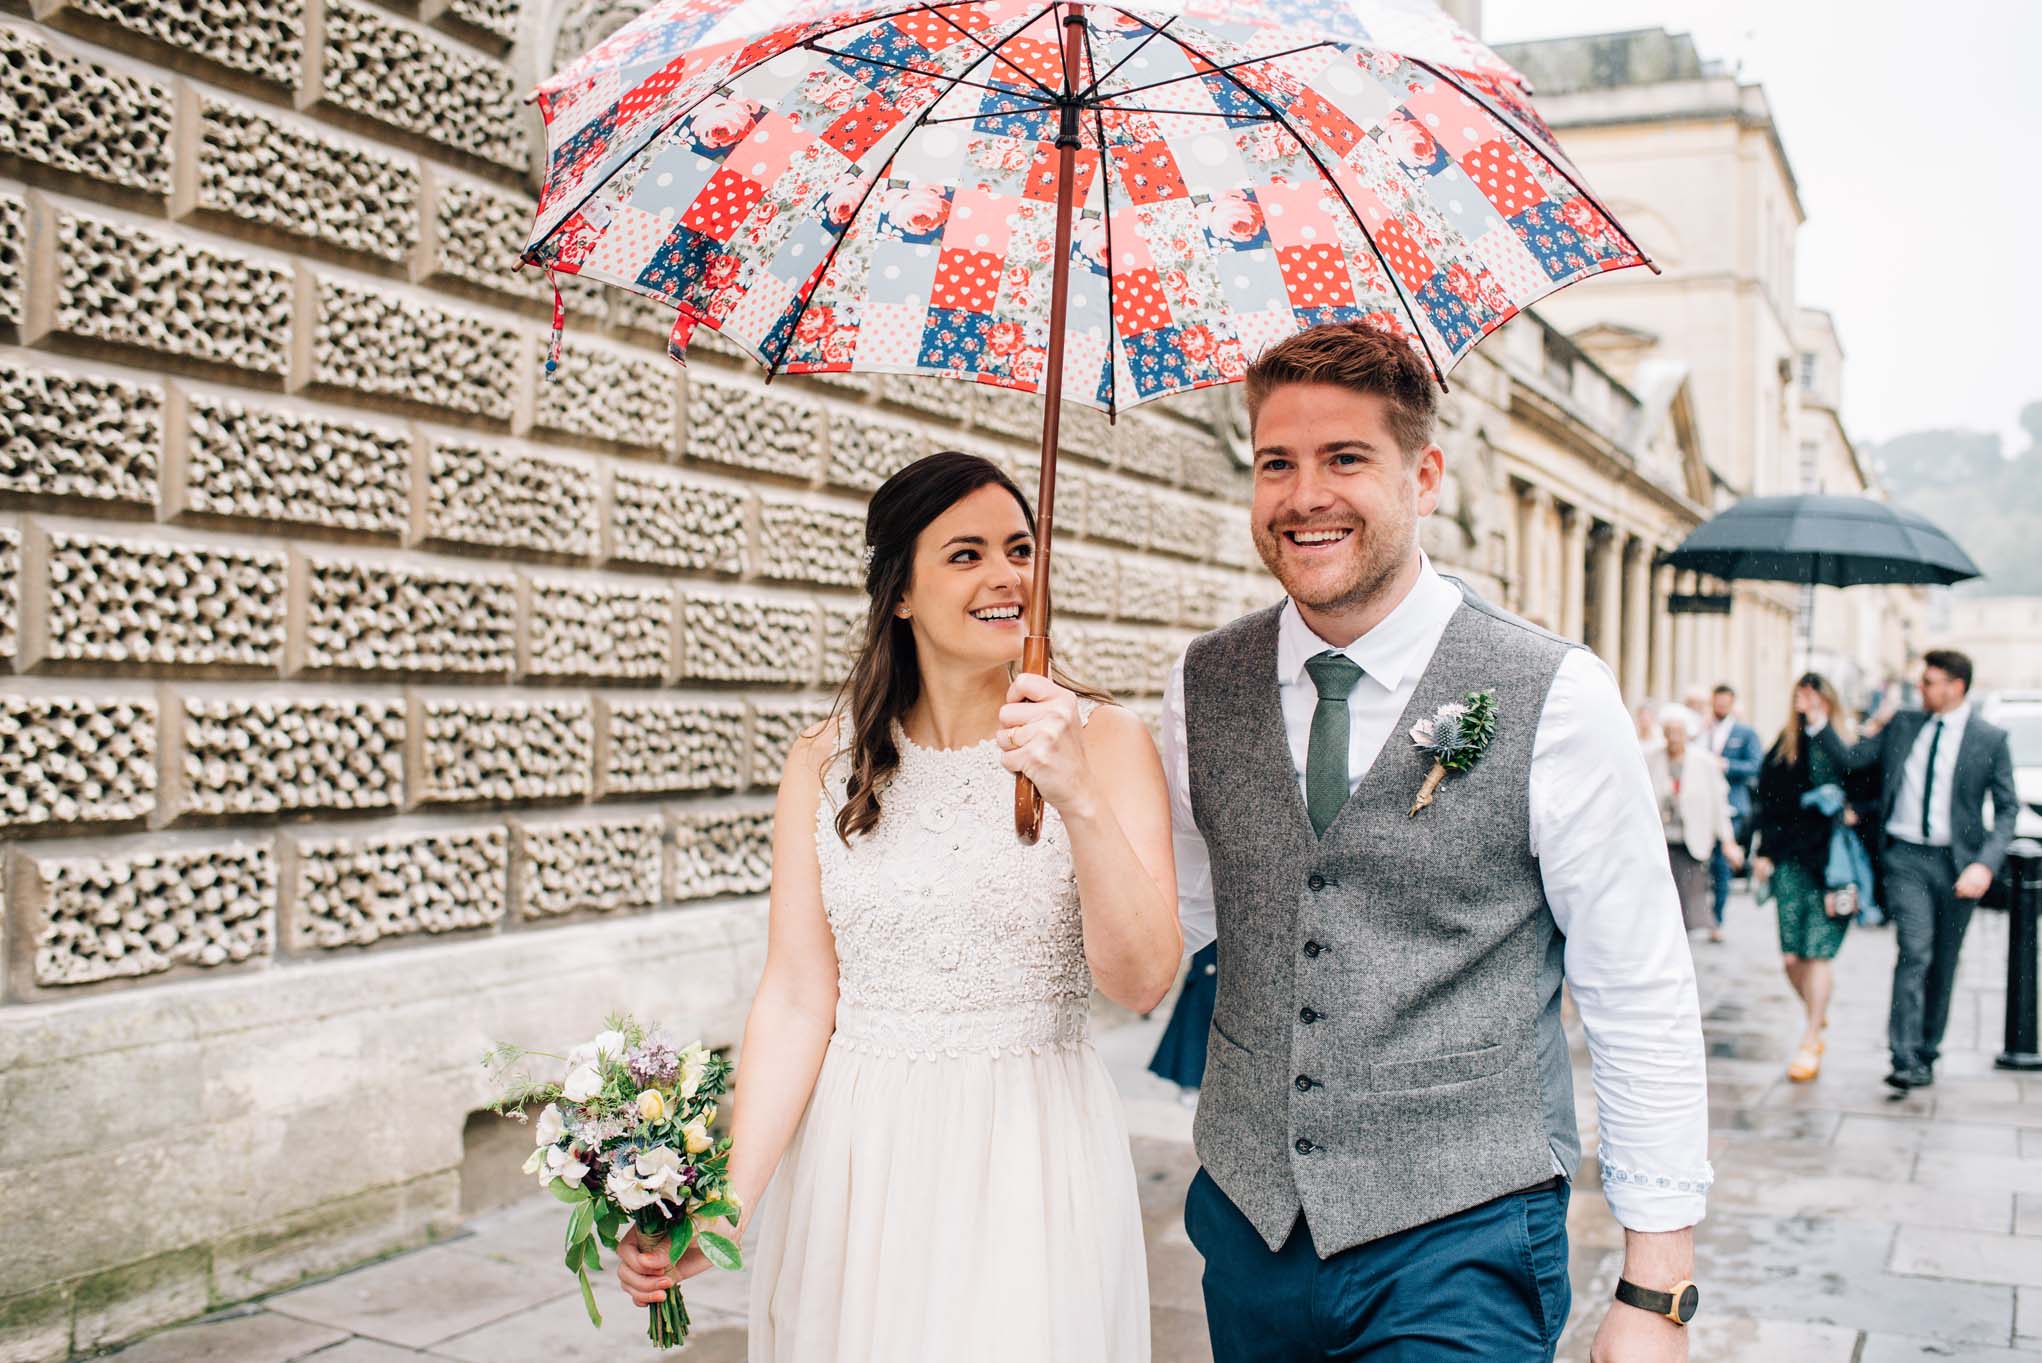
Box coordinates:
[1303,651,1365,837]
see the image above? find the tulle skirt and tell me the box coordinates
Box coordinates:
[746,1036,1150,1363]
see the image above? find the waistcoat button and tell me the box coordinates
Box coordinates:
[1307,874,1326,891]
[1303,941,1323,958]
[1299,1007,1318,1024]
[1295,1137,1315,1154]
[1295,1074,1314,1091]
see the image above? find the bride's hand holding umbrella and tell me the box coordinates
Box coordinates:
[997,673,1097,819]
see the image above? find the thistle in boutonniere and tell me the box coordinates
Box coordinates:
[1408,690,1498,817]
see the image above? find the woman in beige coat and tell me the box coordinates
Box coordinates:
[1647,704,1742,935]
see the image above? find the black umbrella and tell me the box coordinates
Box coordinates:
[1660,494,1982,587]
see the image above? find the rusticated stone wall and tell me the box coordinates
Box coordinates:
[0,6,1262,1358]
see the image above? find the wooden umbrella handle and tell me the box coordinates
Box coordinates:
[1014,633,1050,843]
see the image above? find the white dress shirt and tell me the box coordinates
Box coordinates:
[1887,703,1972,847]
[1160,559,1713,1233]
[1709,714,1736,756]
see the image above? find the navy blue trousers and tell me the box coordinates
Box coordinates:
[1185,1168,1571,1362]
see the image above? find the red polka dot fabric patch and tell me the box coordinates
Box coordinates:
[1276,243,1358,309]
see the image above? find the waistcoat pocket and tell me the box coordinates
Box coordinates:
[1369,1041,1508,1092]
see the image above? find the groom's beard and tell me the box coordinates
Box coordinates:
[1254,503,1418,616]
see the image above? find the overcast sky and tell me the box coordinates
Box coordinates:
[1481,0,2042,454]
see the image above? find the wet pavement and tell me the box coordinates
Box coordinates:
[102,891,2040,1361]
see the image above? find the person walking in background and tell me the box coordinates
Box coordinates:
[1647,704,1742,936]
[1705,685,1763,942]
[1147,942,1219,1106]
[1751,674,1853,1083]
[1846,651,2020,1092]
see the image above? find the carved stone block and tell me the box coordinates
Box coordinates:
[412,697,591,804]
[310,279,521,420]
[294,555,517,677]
[514,814,661,918]
[597,697,744,796]
[193,95,420,264]
[0,29,173,194]
[678,594,817,684]
[1179,441,1247,498]
[57,0,305,88]
[318,0,526,171]
[1083,472,1150,549]
[668,807,773,901]
[1177,568,1237,628]
[0,362,162,506]
[0,527,16,660]
[174,695,404,817]
[39,530,287,669]
[683,376,823,481]
[608,467,744,573]
[819,601,865,687]
[524,578,673,680]
[1213,519,1257,570]
[825,411,931,492]
[1059,626,1165,697]
[0,192,20,328]
[52,213,292,376]
[286,824,507,949]
[965,384,1042,443]
[1115,412,1182,483]
[747,700,833,789]
[877,372,967,423]
[532,341,677,451]
[1049,545,1116,619]
[427,178,549,303]
[757,500,863,587]
[1149,492,1225,562]
[1063,406,1113,461]
[24,842,275,987]
[179,395,408,534]
[1115,560,1178,624]
[421,440,597,557]
[0,693,156,827]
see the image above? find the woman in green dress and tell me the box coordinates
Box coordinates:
[1751,673,1854,1083]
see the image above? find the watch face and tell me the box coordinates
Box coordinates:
[1676,1285,1700,1324]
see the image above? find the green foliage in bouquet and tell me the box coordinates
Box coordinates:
[485,1014,742,1349]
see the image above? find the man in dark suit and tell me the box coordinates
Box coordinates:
[1848,650,2020,1090]
[1705,684,1763,939]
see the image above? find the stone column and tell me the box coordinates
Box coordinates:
[1649,560,1677,700]
[1592,523,1623,673]
[1517,485,1551,626]
[1621,534,1651,703]
[1559,507,1589,642]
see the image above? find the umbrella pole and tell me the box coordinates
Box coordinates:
[1015,1,1088,844]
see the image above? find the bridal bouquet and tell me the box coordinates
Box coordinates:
[484,1016,741,1349]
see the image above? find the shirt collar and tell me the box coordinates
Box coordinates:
[1276,556,1462,692]
[1934,701,1972,730]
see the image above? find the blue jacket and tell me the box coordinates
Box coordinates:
[1717,721,1762,822]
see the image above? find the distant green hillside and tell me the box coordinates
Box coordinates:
[1861,401,2042,597]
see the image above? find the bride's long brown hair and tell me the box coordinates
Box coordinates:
[826,451,1109,844]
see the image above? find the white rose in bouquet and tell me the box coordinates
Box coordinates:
[535,1103,566,1147]
[544,1144,590,1188]
[606,1163,657,1212]
[563,1063,604,1103]
[676,1043,710,1101]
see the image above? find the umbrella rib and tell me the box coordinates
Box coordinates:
[911,0,1062,101]
[1147,27,1449,389]
[802,40,1054,101]
[1403,56,1658,277]
[1091,104,1283,120]
[1094,97,1120,419]
[1074,14,1178,103]
[1089,40,1335,103]
[764,25,1030,380]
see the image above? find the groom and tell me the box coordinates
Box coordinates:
[1161,324,1711,1361]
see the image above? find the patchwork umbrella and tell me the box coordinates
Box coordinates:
[524,0,1654,838]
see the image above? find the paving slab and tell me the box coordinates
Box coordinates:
[92,1309,348,1363]
[1892,1226,2042,1289]
[1855,1337,2042,1362]
[265,1244,572,1349]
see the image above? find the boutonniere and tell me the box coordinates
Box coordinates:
[1408,690,1498,817]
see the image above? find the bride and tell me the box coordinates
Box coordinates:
[617,451,1181,1362]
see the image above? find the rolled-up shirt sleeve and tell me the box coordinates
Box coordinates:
[1162,650,1217,957]
[1532,649,1714,1232]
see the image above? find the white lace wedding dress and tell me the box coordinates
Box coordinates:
[745,710,1150,1362]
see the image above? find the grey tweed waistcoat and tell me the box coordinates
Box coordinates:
[1183,584,1579,1256]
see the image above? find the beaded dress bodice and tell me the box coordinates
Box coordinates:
[813,715,1095,1060]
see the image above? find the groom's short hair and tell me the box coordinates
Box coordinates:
[1243,323,1438,458]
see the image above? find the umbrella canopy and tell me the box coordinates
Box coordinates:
[524,0,1652,405]
[1660,495,1982,589]
[524,0,1650,836]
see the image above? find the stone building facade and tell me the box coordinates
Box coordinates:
[0,5,1805,1359]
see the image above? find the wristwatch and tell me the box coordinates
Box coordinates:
[1614,1277,1699,1326]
